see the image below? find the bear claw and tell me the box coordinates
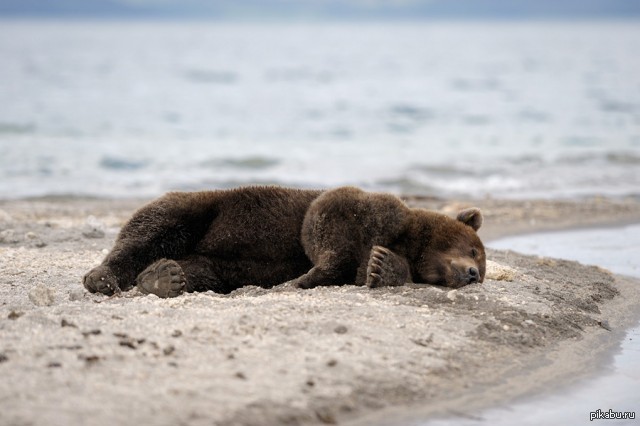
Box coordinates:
[365,246,410,288]
[136,259,186,298]
[83,265,120,295]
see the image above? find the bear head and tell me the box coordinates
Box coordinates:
[409,208,486,288]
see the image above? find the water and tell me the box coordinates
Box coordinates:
[1,20,640,199]
[420,225,640,426]
[490,224,640,278]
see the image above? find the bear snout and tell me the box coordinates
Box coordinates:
[448,260,482,287]
[467,266,480,284]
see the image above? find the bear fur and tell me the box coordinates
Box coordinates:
[83,186,485,298]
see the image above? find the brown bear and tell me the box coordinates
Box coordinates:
[83,186,485,298]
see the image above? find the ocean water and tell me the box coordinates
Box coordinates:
[1,20,639,199]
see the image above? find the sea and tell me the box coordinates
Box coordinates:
[1,20,639,199]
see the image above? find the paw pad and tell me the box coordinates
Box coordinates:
[136,259,186,298]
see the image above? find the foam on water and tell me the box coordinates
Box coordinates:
[1,21,639,199]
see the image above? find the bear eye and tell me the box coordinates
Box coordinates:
[471,248,478,258]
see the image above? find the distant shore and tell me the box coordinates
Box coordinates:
[1,195,640,426]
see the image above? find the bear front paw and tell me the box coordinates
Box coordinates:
[136,259,186,298]
[366,246,411,288]
[83,265,120,295]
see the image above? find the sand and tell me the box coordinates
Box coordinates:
[1,195,640,426]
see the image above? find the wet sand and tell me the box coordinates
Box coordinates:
[1,195,640,426]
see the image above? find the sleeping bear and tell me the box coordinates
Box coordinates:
[83,186,485,298]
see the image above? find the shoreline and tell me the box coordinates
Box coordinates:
[403,195,640,242]
[348,275,640,426]
[3,193,640,242]
[1,195,640,425]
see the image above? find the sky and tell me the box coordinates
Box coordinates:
[1,0,640,19]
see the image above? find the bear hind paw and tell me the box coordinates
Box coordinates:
[136,259,186,298]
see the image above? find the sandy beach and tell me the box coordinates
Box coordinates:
[1,195,640,426]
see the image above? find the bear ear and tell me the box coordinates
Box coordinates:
[456,208,483,231]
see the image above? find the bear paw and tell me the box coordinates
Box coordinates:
[366,246,411,288]
[83,265,120,295]
[136,259,186,298]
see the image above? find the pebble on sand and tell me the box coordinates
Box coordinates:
[28,284,56,306]
[485,260,518,281]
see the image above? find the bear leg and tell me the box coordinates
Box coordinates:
[136,259,186,298]
[83,192,217,295]
[176,255,229,294]
[364,246,411,288]
[135,255,231,297]
[291,250,357,289]
[291,266,337,289]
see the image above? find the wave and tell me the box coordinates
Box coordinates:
[184,69,238,84]
[556,151,640,165]
[372,177,438,196]
[605,152,640,165]
[597,99,638,114]
[199,156,280,170]
[0,122,36,135]
[99,156,149,171]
